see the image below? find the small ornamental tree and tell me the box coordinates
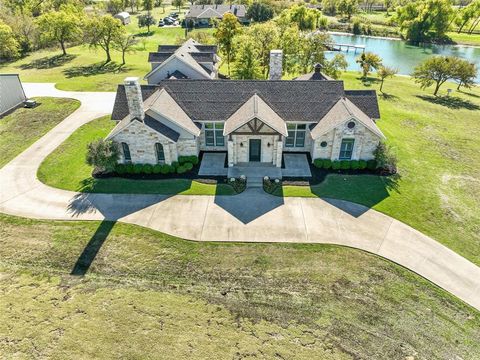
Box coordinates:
[373,142,398,175]
[377,65,398,93]
[412,55,458,96]
[86,139,120,173]
[453,58,477,91]
[138,13,156,34]
[356,52,382,78]
[246,2,274,23]
[114,34,138,65]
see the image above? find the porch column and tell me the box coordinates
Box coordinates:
[227,139,234,167]
[170,143,178,164]
[275,140,283,168]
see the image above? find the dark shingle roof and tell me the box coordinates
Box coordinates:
[143,114,180,142]
[195,45,217,52]
[190,52,215,63]
[186,4,246,18]
[158,45,181,52]
[112,80,380,122]
[295,71,332,81]
[148,52,174,63]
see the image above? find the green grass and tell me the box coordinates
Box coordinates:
[0,6,213,91]
[447,32,480,46]
[280,73,480,266]
[0,213,479,359]
[37,116,236,195]
[0,97,80,169]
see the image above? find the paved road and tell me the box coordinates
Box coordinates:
[1,83,479,311]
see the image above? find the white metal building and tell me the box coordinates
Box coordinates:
[0,74,27,117]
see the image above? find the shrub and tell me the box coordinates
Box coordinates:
[340,160,351,170]
[352,19,361,35]
[166,165,175,174]
[313,159,324,168]
[116,164,126,174]
[125,163,135,174]
[367,159,377,170]
[85,139,120,173]
[189,156,199,165]
[133,163,143,174]
[178,155,199,166]
[358,160,367,170]
[176,165,187,174]
[374,142,398,174]
[332,160,341,170]
[323,159,332,169]
[160,165,170,174]
[183,162,193,171]
[153,164,162,174]
[350,160,359,170]
[143,164,153,174]
[171,161,179,169]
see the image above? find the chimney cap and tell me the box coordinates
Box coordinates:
[314,63,322,72]
[270,49,283,55]
[124,76,140,85]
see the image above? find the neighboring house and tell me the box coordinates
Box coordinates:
[145,39,221,84]
[108,51,384,172]
[185,4,248,27]
[114,12,131,25]
[0,74,27,117]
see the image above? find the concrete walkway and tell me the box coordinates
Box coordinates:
[1,83,479,311]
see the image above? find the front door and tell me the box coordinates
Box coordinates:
[249,139,261,162]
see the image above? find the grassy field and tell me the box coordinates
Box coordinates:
[37,116,237,195]
[0,213,479,359]
[0,97,80,169]
[279,73,480,266]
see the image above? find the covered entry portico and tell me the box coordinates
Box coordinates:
[224,94,288,168]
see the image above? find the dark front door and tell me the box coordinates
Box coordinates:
[249,139,261,162]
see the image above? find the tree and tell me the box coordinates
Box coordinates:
[298,32,331,73]
[452,58,477,90]
[0,20,20,61]
[279,4,320,31]
[128,0,141,13]
[356,52,382,78]
[337,0,357,20]
[246,2,274,22]
[214,13,241,76]
[374,142,398,175]
[114,34,137,65]
[455,0,480,33]
[138,13,155,34]
[323,53,348,79]
[322,0,337,16]
[393,0,453,42]
[278,24,301,75]
[412,55,458,96]
[246,22,279,78]
[377,65,398,92]
[85,15,126,63]
[106,0,125,14]
[172,0,184,13]
[143,0,153,11]
[86,139,120,173]
[232,35,262,79]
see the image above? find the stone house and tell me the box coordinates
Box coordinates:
[185,5,248,27]
[107,50,384,174]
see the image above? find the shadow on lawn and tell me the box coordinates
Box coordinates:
[18,54,77,69]
[417,95,480,110]
[63,61,129,78]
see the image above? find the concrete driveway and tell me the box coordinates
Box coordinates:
[1,83,479,311]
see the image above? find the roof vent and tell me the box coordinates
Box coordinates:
[314,63,322,73]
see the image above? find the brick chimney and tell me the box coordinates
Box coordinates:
[124,77,144,121]
[269,50,283,80]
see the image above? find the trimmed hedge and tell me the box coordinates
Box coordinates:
[176,165,187,174]
[332,161,341,170]
[143,164,153,174]
[340,160,350,170]
[323,159,332,169]
[350,160,359,170]
[113,162,192,176]
[358,160,367,170]
[367,159,377,170]
[133,164,143,174]
[313,158,375,172]
[178,155,199,166]
[184,162,193,171]
[313,159,323,168]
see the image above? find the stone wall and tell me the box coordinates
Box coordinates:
[269,50,283,80]
[231,134,278,164]
[177,138,199,156]
[311,119,380,161]
[124,77,144,120]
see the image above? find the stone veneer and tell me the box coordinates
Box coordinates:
[124,77,144,120]
[311,119,380,161]
[230,134,282,167]
[269,50,283,81]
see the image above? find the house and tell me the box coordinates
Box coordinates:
[114,12,131,25]
[185,4,248,27]
[108,50,384,175]
[145,39,221,84]
[0,74,27,117]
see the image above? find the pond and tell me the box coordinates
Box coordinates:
[326,33,480,82]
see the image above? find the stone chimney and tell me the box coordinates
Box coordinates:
[269,50,283,80]
[124,77,144,121]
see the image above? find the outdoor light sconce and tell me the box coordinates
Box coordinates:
[267,142,271,147]
[240,142,244,147]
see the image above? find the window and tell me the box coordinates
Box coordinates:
[155,143,165,163]
[347,121,356,129]
[121,142,131,163]
[285,124,306,148]
[339,139,355,160]
[204,122,224,147]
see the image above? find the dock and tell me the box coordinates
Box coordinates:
[331,43,366,53]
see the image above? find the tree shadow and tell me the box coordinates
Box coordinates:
[357,76,381,87]
[458,90,480,99]
[71,220,115,276]
[63,61,129,78]
[18,54,77,70]
[380,92,399,101]
[416,95,480,110]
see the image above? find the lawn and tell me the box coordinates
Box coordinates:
[0,5,213,92]
[0,97,80,169]
[0,213,479,359]
[37,116,237,195]
[447,31,480,46]
[280,73,480,266]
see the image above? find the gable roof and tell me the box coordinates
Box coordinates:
[310,97,385,139]
[186,4,246,18]
[224,94,288,136]
[112,80,381,126]
[143,114,180,142]
[143,88,201,136]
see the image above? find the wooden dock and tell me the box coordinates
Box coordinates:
[331,43,366,53]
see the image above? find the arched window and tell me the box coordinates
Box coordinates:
[121,142,131,163]
[155,143,165,163]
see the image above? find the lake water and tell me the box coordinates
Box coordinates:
[326,33,480,82]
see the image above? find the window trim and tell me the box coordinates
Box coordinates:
[285,124,307,148]
[121,142,131,163]
[204,122,225,147]
[155,143,165,164]
[339,138,355,160]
